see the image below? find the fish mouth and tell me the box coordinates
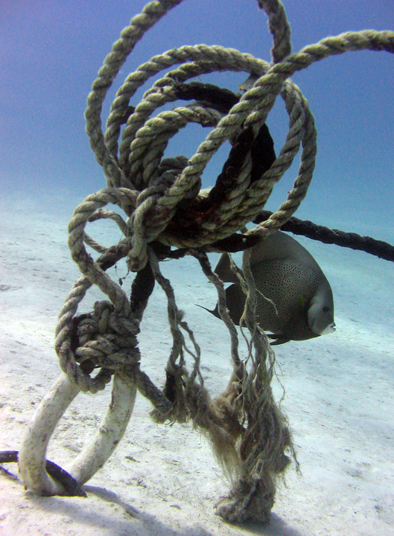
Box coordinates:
[321,322,336,335]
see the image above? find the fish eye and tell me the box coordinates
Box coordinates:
[322,306,330,313]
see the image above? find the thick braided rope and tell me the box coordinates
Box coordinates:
[62,0,394,391]
[260,0,292,63]
[123,31,393,267]
[249,30,394,239]
[85,0,182,188]
[56,189,138,393]
[82,0,299,270]
[104,50,313,263]
[114,68,307,221]
[67,188,138,314]
[83,0,394,271]
[105,48,269,187]
[165,30,394,242]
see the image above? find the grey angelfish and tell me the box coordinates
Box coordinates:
[205,231,335,345]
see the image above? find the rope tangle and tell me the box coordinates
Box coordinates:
[8,0,393,524]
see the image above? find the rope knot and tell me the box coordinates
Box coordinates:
[73,300,140,374]
[127,157,198,271]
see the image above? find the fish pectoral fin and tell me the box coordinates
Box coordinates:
[268,333,290,345]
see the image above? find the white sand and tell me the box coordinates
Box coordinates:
[0,193,393,536]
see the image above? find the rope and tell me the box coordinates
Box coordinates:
[254,210,394,262]
[22,0,392,522]
[83,23,394,270]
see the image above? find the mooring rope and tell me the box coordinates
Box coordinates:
[1,0,392,525]
[254,210,394,262]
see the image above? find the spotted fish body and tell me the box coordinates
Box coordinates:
[212,231,335,345]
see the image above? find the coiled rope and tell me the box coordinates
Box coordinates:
[2,0,393,525]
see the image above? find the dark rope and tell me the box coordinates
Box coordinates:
[167,81,277,241]
[0,450,87,497]
[253,210,394,262]
[173,81,240,114]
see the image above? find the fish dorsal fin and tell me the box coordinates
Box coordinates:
[214,253,239,284]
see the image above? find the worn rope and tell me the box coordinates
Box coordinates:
[254,210,394,262]
[83,19,394,271]
[29,0,392,523]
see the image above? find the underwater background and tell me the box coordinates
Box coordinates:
[1,1,394,535]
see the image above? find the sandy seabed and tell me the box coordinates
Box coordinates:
[0,192,393,536]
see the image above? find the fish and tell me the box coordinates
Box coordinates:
[206,231,335,345]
